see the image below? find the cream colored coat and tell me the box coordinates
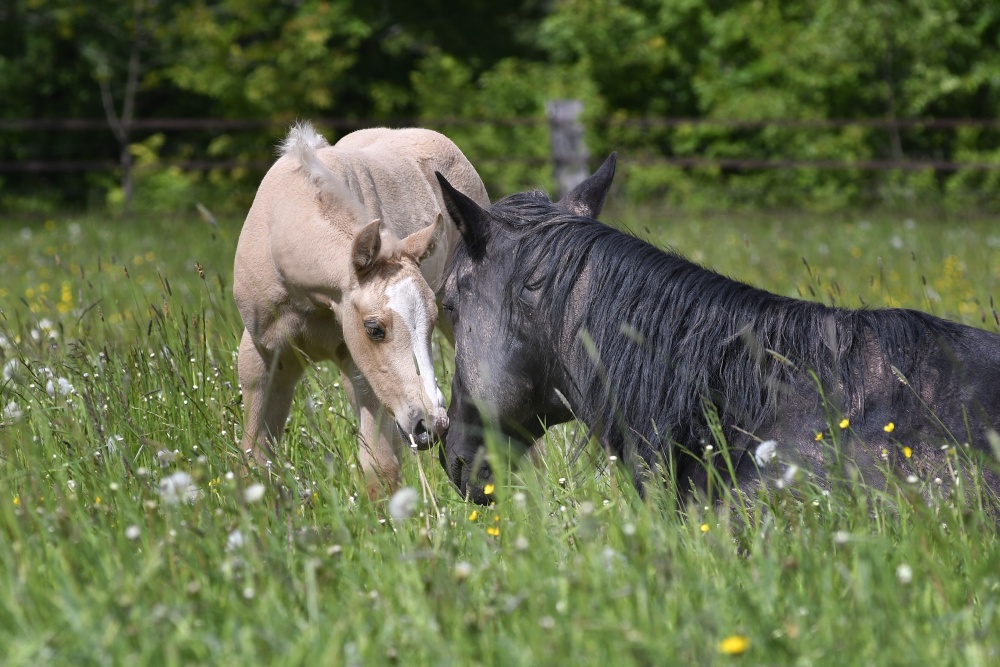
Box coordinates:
[233,123,489,496]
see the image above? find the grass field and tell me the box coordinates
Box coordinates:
[2,204,1000,665]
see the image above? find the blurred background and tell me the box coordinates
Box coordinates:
[1,0,999,216]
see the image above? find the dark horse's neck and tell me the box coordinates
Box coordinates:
[518,211,957,488]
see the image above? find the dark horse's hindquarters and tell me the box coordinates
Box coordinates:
[435,156,1000,505]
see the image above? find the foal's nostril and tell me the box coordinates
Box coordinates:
[414,419,427,437]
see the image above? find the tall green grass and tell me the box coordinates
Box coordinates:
[2,208,1000,665]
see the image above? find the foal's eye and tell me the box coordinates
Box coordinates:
[364,319,385,341]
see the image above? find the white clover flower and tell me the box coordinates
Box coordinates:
[158,471,200,505]
[896,563,913,584]
[754,440,778,467]
[244,483,266,504]
[3,401,23,421]
[388,486,419,521]
[125,525,141,540]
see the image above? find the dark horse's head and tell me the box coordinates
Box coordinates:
[434,155,617,504]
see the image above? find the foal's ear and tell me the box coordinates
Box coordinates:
[401,214,441,263]
[352,218,382,275]
[435,172,489,258]
[556,152,617,218]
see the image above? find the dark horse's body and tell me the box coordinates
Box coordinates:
[435,157,1000,505]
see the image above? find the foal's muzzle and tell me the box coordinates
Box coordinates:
[400,408,450,450]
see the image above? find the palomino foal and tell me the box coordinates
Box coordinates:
[233,123,489,497]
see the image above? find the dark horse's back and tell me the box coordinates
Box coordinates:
[720,310,1000,500]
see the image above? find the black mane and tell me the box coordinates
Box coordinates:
[488,191,965,466]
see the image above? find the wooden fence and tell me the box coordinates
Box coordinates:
[3,106,1000,185]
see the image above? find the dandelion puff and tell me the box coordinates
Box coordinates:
[244,483,266,504]
[158,471,200,505]
[3,401,23,421]
[125,525,141,540]
[56,377,74,395]
[3,359,21,381]
[754,440,778,467]
[388,486,419,521]
[453,561,473,581]
[106,435,123,454]
[896,563,913,584]
[227,529,245,551]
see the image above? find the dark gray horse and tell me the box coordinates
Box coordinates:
[434,158,1000,505]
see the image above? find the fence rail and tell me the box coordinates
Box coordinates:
[2,115,1000,173]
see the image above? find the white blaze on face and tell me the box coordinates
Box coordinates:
[385,277,445,409]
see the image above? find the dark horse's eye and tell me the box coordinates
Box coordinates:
[364,319,385,341]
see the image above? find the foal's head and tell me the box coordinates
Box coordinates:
[435,155,617,503]
[343,217,449,448]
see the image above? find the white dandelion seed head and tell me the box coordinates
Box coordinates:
[453,561,473,581]
[896,563,913,584]
[782,463,800,484]
[244,483,266,504]
[158,471,200,505]
[754,440,778,467]
[3,359,21,381]
[3,401,23,421]
[125,525,141,540]
[388,486,419,521]
[56,377,74,395]
[227,529,245,551]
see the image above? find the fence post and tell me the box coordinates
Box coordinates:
[546,99,589,199]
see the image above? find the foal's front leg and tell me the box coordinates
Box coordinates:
[340,365,404,500]
[237,329,305,469]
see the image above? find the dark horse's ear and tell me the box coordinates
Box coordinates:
[435,171,489,258]
[556,152,617,218]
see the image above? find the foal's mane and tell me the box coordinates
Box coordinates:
[485,191,963,460]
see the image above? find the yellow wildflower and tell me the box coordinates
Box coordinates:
[700,523,710,533]
[884,422,895,433]
[486,526,500,537]
[483,483,495,495]
[718,635,750,655]
[493,514,500,523]
[839,418,850,429]
[902,446,912,459]
[13,495,19,507]
[468,510,478,521]
[815,432,824,441]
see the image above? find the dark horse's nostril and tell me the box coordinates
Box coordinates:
[414,419,427,437]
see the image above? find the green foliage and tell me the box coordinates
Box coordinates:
[2,0,1000,210]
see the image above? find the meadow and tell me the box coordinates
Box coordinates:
[2,203,1000,665]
